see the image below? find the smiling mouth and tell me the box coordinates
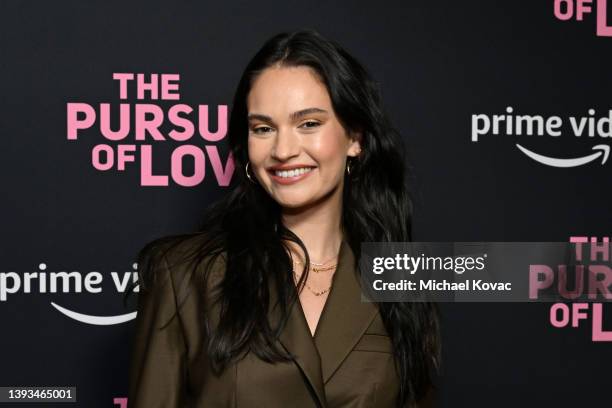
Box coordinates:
[270,167,315,178]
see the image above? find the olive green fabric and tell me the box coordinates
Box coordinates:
[128,237,428,407]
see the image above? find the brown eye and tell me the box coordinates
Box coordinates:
[252,126,274,134]
[300,121,321,129]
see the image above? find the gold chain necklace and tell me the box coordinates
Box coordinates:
[292,261,338,273]
[292,266,337,296]
[293,255,337,266]
[290,251,339,296]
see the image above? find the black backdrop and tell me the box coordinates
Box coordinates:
[1,1,611,407]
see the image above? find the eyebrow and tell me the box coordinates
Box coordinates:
[247,107,329,123]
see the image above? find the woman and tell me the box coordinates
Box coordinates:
[128,30,440,408]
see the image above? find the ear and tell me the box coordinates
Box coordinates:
[346,130,362,157]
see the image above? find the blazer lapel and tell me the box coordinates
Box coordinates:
[276,278,328,407]
[314,239,378,383]
[273,238,378,403]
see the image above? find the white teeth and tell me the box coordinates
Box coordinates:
[274,167,313,178]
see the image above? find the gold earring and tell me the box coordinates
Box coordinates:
[245,162,257,183]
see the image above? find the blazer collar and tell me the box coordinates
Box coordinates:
[277,238,378,406]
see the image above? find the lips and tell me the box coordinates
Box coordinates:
[267,164,317,172]
[267,165,317,185]
[270,166,314,177]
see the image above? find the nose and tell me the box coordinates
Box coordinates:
[271,127,300,161]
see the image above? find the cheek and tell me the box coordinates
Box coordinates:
[309,131,349,170]
[247,137,267,166]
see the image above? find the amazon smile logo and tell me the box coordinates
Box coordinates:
[471,107,612,168]
[515,144,609,168]
[0,262,140,326]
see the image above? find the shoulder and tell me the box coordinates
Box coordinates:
[136,232,227,296]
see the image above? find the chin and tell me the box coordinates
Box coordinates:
[276,197,312,209]
[269,191,313,208]
[276,191,337,212]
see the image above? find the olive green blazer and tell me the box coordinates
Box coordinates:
[128,237,432,407]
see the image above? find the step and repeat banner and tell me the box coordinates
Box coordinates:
[1,1,611,407]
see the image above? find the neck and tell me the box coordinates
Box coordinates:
[281,187,344,264]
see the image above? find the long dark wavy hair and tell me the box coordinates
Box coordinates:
[130,29,440,407]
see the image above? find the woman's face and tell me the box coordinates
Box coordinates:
[247,65,361,209]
